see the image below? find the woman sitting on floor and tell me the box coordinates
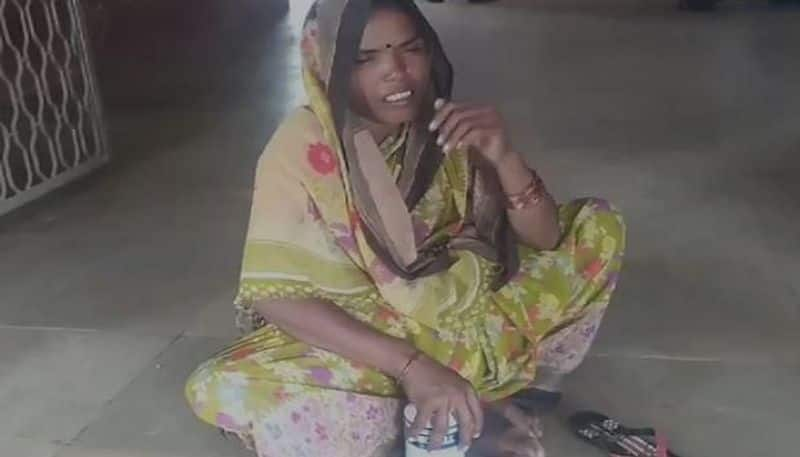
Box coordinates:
[186,1,625,456]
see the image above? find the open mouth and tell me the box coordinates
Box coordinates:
[383,90,413,105]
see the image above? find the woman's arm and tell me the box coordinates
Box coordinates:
[493,152,560,250]
[254,298,484,449]
[254,298,415,376]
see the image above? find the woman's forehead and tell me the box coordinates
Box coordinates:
[360,9,419,49]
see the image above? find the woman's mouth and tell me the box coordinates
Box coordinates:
[383,90,413,105]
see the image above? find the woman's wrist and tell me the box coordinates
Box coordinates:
[396,350,424,384]
[384,339,423,378]
[505,170,549,210]
[493,151,533,194]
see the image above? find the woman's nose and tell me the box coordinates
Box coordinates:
[382,50,406,80]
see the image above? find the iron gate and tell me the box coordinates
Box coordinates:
[0,0,108,215]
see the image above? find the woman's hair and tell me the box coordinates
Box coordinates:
[371,0,415,14]
[305,0,420,33]
[369,0,428,47]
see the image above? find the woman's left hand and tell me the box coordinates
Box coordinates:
[428,99,514,168]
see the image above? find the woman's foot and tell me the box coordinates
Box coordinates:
[511,370,565,415]
[468,399,545,457]
[495,426,546,457]
[510,388,563,415]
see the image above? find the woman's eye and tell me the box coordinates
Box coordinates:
[356,55,374,64]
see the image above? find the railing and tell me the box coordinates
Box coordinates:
[1,0,108,215]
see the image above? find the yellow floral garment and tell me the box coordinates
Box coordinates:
[184,105,625,438]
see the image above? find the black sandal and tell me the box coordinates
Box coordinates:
[569,411,683,457]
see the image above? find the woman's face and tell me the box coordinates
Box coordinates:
[348,8,432,129]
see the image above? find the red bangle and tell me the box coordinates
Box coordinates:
[505,170,549,210]
[396,350,423,384]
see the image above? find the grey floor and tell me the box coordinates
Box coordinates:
[1,0,799,456]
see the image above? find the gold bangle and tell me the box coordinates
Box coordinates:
[397,350,423,384]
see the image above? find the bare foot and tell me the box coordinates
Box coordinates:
[468,399,545,457]
[495,425,546,457]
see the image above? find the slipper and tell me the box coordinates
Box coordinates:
[568,411,682,457]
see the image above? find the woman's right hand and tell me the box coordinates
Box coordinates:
[400,354,484,450]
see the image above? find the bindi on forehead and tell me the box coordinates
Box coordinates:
[360,35,423,53]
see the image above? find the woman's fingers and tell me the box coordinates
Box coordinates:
[444,114,482,153]
[429,99,457,132]
[531,434,546,457]
[453,120,500,153]
[428,405,451,450]
[466,391,484,439]
[435,106,470,148]
[459,129,488,154]
[408,403,435,438]
[523,437,547,457]
[430,99,506,155]
[428,99,471,133]
[454,400,475,450]
[532,417,543,439]
[439,109,485,151]
[498,426,547,457]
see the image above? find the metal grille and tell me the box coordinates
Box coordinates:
[0,0,108,215]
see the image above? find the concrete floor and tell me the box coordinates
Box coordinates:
[1,0,799,456]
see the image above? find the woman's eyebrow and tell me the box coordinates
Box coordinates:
[359,35,423,54]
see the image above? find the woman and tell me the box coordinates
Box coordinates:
[185,1,625,456]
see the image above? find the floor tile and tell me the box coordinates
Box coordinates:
[183,288,242,339]
[557,355,800,457]
[72,336,249,457]
[0,437,60,457]
[0,328,172,443]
